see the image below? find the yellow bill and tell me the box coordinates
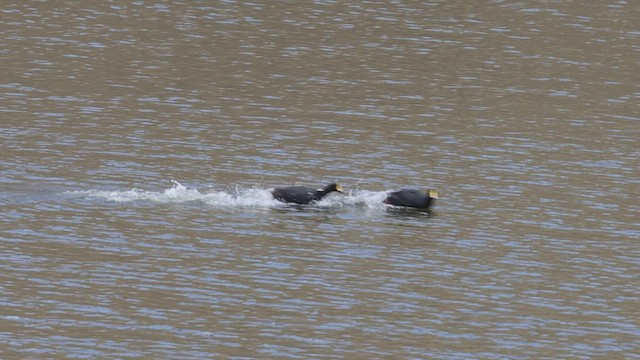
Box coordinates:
[428,189,439,199]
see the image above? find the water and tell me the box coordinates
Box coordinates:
[1,1,639,358]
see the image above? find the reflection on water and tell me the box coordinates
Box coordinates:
[1,0,639,358]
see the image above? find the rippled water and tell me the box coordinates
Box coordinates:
[2,1,639,358]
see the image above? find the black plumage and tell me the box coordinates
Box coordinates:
[272,183,344,205]
[383,189,439,209]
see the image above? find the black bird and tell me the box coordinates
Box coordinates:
[383,189,439,209]
[272,183,344,205]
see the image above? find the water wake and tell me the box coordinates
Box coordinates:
[73,180,391,209]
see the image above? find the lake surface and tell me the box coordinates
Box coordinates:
[1,1,639,358]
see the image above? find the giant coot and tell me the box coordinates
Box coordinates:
[272,183,344,205]
[383,189,439,210]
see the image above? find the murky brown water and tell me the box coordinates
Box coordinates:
[2,1,639,358]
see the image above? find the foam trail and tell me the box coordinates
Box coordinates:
[317,189,389,210]
[75,181,276,207]
[72,181,393,209]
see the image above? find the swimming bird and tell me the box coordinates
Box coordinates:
[383,189,439,209]
[272,183,344,205]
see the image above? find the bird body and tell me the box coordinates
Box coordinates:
[272,183,343,205]
[383,189,439,209]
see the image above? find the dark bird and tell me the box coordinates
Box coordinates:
[272,183,344,205]
[383,189,439,210]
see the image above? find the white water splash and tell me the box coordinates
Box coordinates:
[72,181,392,209]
